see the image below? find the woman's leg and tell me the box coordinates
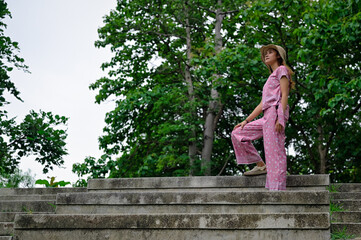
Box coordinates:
[263,107,287,191]
[231,118,265,165]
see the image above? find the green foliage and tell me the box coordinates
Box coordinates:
[0,169,35,188]
[330,201,345,214]
[73,0,361,181]
[288,0,361,180]
[0,110,69,175]
[331,227,355,240]
[73,155,114,181]
[47,202,57,211]
[21,206,33,214]
[0,0,28,110]
[35,177,70,188]
[73,178,87,187]
[327,184,341,193]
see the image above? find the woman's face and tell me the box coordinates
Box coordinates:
[264,48,280,65]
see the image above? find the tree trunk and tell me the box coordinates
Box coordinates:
[317,124,327,174]
[201,0,224,175]
[184,1,197,176]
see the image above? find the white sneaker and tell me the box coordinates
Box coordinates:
[243,165,267,176]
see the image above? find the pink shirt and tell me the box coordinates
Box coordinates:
[262,65,290,110]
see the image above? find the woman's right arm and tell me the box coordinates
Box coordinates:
[233,100,263,130]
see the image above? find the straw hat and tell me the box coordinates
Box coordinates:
[260,44,287,67]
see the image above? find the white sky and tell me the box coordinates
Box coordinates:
[4,0,117,185]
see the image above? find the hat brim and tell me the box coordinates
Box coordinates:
[260,44,280,64]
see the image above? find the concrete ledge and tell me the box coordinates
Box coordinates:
[88,175,329,190]
[332,200,361,211]
[332,212,361,222]
[0,201,56,213]
[0,212,51,222]
[56,191,329,205]
[332,183,361,192]
[90,186,328,193]
[0,236,12,240]
[15,213,330,230]
[331,192,361,200]
[0,195,56,201]
[0,213,17,222]
[56,204,329,215]
[0,222,13,236]
[0,188,86,196]
[13,229,331,240]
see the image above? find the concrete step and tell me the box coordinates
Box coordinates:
[15,213,331,229]
[332,211,361,223]
[12,229,331,240]
[0,201,56,213]
[57,190,329,205]
[0,222,13,236]
[0,212,51,222]
[13,213,330,240]
[55,190,329,214]
[0,188,86,196]
[56,202,329,215]
[0,213,17,223]
[331,192,361,200]
[332,200,361,211]
[332,223,361,236]
[88,175,329,191]
[0,195,56,201]
[0,236,12,240]
[331,183,361,192]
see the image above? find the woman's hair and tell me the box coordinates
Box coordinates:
[269,49,295,89]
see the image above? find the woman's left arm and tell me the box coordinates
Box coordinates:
[280,76,289,112]
[275,76,289,132]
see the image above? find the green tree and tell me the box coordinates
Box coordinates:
[74,0,361,182]
[0,0,69,177]
[74,0,247,180]
[0,169,35,188]
[290,0,361,181]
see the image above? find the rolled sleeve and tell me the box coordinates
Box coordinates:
[277,66,290,82]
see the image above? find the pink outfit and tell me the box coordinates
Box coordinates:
[231,65,290,191]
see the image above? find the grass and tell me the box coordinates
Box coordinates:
[331,226,355,240]
[329,184,356,240]
[328,184,341,193]
[21,206,33,214]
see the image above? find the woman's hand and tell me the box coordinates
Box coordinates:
[234,120,248,130]
[275,119,284,133]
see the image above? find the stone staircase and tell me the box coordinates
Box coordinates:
[0,188,86,240]
[13,175,330,240]
[331,183,361,239]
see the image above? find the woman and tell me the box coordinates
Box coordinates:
[231,44,294,191]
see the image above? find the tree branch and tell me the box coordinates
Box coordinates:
[220,10,240,15]
[217,153,232,175]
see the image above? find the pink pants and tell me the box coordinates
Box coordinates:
[231,106,288,191]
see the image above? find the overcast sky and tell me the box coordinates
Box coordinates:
[4,0,117,184]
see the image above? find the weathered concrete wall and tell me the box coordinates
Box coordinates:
[11,175,332,240]
[14,229,331,240]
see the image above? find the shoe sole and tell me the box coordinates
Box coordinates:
[243,171,267,176]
